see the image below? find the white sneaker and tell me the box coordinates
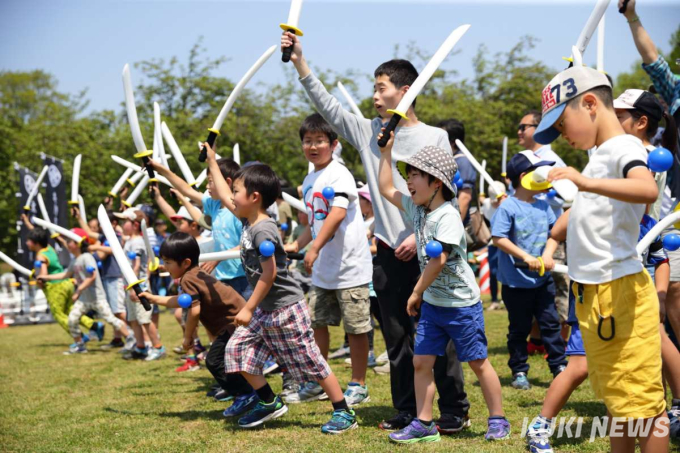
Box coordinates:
[283,381,328,404]
[328,345,351,360]
[376,351,388,364]
[373,362,390,375]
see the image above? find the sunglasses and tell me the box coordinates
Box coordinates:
[518,123,538,132]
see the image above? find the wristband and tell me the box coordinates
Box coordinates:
[628,16,640,23]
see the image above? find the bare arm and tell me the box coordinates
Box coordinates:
[304,207,346,273]
[137,292,180,308]
[286,225,313,253]
[183,304,201,349]
[406,252,448,316]
[205,143,237,213]
[21,213,34,230]
[493,237,542,272]
[619,0,658,64]
[176,192,204,226]
[457,189,472,220]
[150,186,179,228]
[149,158,204,206]
[549,166,658,205]
[377,131,404,211]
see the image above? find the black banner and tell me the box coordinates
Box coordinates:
[41,154,70,265]
[14,164,37,270]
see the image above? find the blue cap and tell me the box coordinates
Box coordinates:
[506,151,554,180]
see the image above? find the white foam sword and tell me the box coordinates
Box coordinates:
[378,25,471,147]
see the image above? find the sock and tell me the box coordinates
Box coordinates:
[534,415,552,427]
[256,384,276,404]
[187,354,197,361]
[489,416,507,421]
[529,337,544,346]
[332,399,349,412]
[417,418,432,426]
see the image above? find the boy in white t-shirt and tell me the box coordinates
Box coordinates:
[286,113,374,406]
[535,65,669,451]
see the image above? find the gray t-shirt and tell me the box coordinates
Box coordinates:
[240,218,304,311]
[123,236,147,279]
[402,195,480,308]
[300,72,453,249]
[68,253,107,303]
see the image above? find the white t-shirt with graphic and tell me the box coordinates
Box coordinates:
[302,159,372,290]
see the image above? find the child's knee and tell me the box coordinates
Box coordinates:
[413,355,434,372]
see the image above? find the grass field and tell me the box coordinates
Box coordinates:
[0,300,673,452]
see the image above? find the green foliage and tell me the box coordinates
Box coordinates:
[1,28,678,251]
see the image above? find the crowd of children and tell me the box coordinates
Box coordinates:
[9,0,680,450]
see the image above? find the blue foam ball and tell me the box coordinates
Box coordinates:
[153,245,160,256]
[547,189,557,199]
[663,234,680,251]
[85,265,96,274]
[425,240,443,258]
[259,240,275,257]
[178,293,192,309]
[103,240,110,246]
[97,260,103,268]
[322,186,335,200]
[648,147,674,173]
[455,178,463,189]
[126,251,137,260]
[454,171,461,182]
[281,223,289,232]
[34,260,43,268]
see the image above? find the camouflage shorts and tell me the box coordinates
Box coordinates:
[308,284,372,335]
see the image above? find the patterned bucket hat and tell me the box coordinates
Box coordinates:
[397,145,458,196]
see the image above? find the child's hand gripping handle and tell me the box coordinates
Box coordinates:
[282,29,295,63]
[377,114,402,148]
[619,0,630,13]
[198,129,219,163]
[132,285,152,311]
[140,155,157,187]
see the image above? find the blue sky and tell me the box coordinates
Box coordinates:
[1,0,678,114]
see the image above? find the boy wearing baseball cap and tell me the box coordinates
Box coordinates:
[378,131,509,443]
[535,65,668,450]
[491,151,567,391]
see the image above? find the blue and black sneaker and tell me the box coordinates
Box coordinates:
[223,392,260,418]
[238,396,288,428]
[321,409,358,435]
[90,322,105,341]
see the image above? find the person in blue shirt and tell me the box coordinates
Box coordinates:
[438,119,476,224]
[490,152,567,391]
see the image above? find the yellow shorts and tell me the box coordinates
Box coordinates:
[574,271,665,419]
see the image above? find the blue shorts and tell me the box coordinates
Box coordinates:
[565,322,585,356]
[415,302,487,362]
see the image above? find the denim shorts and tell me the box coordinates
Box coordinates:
[415,301,487,362]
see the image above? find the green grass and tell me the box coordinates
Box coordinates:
[0,301,661,452]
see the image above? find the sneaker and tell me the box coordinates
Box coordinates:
[328,345,351,360]
[238,396,288,428]
[145,346,166,361]
[64,342,88,355]
[101,338,125,350]
[511,372,531,390]
[263,357,280,375]
[376,351,388,365]
[206,384,222,398]
[321,409,358,434]
[173,345,184,354]
[90,321,105,341]
[485,416,511,441]
[196,350,208,361]
[389,419,440,443]
[552,365,567,378]
[214,389,234,403]
[223,392,260,418]
[175,358,200,372]
[669,400,680,439]
[281,373,300,398]
[82,333,90,343]
[527,416,554,453]
[121,335,136,352]
[283,381,328,404]
[379,411,414,431]
[527,342,546,355]
[436,414,471,434]
[367,351,377,368]
[343,382,370,406]
[123,346,148,360]
[373,362,390,375]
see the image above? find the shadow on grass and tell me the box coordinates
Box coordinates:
[516,400,605,417]
[104,406,225,422]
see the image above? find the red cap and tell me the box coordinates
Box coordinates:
[71,227,96,245]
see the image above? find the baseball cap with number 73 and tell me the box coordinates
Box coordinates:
[534,66,611,145]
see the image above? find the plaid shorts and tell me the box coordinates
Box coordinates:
[225,300,331,383]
